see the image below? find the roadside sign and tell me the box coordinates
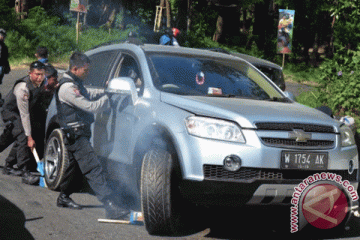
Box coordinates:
[277,9,295,54]
[70,0,88,13]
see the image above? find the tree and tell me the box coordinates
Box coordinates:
[15,0,28,20]
[210,1,242,44]
[252,0,277,57]
[0,0,15,29]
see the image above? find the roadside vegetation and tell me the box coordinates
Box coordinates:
[2,1,360,131]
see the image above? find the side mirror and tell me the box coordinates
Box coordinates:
[105,77,138,104]
[283,91,296,102]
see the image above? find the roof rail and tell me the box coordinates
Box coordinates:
[90,32,144,50]
[205,48,231,54]
[91,39,126,50]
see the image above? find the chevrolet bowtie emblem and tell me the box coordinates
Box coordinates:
[289,129,312,142]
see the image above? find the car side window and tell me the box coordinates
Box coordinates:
[117,54,143,95]
[86,50,120,87]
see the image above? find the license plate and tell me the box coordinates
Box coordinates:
[281,151,328,170]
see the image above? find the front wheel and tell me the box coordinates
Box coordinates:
[141,147,185,236]
[44,129,70,190]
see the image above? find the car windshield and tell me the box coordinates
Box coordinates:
[148,53,284,100]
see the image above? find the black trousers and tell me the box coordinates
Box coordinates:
[59,136,113,202]
[0,117,34,171]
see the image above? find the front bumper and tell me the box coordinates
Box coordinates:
[180,174,359,207]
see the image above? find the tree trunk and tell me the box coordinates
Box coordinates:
[165,0,171,28]
[213,14,223,42]
[187,0,193,32]
[15,0,28,20]
[98,1,119,28]
[329,15,336,58]
[212,6,240,44]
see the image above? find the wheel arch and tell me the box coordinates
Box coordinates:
[45,115,60,142]
[133,123,183,183]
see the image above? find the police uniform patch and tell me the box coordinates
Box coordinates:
[73,88,82,97]
[23,93,29,100]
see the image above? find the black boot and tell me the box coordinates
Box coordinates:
[57,192,83,210]
[103,199,130,220]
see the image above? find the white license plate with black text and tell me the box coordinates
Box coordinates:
[281,151,328,170]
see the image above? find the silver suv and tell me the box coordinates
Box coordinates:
[44,43,358,235]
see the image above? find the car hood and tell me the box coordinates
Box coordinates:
[160,93,339,130]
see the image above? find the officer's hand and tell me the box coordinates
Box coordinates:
[27,136,36,149]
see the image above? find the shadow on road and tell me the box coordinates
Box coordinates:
[201,205,360,240]
[0,194,35,240]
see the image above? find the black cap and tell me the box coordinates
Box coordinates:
[45,64,58,78]
[30,61,46,70]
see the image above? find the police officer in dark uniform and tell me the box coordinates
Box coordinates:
[0,28,10,106]
[31,64,58,159]
[55,52,129,219]
[1,61,45,183]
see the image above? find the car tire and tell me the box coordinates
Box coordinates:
[44,129,70,190]
[140,147,184,236]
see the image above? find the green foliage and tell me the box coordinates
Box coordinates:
[76,28,129,52]
[135,8,154,26]
[283,63,322,84]
[317,52,360,111]
[0,0,15,30]
[296,89,322,109]
[7,7,75,60]
[281,0,360,133]
[311,46,360,132]
[188,3,218,39]
[115,9,125,29]
[330,0,360,50]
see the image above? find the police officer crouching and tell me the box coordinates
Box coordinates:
[55,52,129,219]
[1,61,46,184]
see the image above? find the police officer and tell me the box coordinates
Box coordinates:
[35,46,49,65]
[55,52,129,219]
[0,28,10,105]
[1,61,45,183]
[31,64,58,159]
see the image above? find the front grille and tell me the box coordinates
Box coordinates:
[203,165,357,182]
[203,165,283,181]
[255,122,335,133]
[261,138,334,149]
[255,122,336,149]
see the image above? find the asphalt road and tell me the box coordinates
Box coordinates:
[1,69,360,240]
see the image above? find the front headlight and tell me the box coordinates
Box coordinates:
[185,116,245,143]
[340,125,356,147]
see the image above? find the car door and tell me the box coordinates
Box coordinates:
[91,51,144,181]
[84,49,120,162]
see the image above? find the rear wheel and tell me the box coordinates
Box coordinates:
[44,129,69,190]
[141,147,185,236]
